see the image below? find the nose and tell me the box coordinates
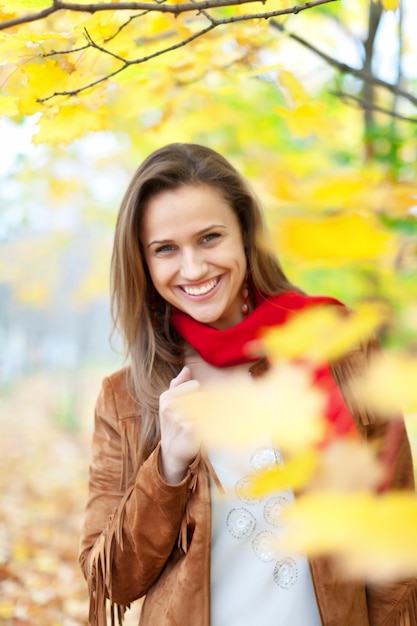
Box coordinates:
[180,247,207,281]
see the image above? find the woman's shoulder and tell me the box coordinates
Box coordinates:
[97,365,141,421]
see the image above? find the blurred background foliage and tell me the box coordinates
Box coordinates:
[0,0,417,623]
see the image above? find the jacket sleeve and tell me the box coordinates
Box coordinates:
[331,339,417,626]
[78,375,197,626]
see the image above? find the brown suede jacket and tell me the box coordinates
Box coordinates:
[79,343,417,626]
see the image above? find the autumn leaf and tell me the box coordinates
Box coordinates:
[0,31,39,64]
[19,59,71,115]
[259,302,390,364]
[249,450,320,495]
[275,101,330,139]
[248,440,383,496]
[354,351,417,415]
[0,0,51,8]
[379,0,400,10]
[278,69,308,104]
[176,363,326,452]
[33,103,108,144]
[268,168,417,216]
[308,439,383,493]
[0,94,18,114]
[279,491,417,582]
[275,212,394,263]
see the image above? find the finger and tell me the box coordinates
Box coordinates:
[169,379,200,398]
[169,366,192,389]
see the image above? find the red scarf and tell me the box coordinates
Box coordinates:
[172,290,357,439]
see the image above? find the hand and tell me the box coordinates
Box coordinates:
[159,366,201,484]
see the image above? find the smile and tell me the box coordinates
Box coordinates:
[181,278,219,296]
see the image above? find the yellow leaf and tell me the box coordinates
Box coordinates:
[19,59,70,114]
[77,9,139,54]
[275,212,393,262]
[22,59,70,90]
[309,174,367,209]
[249,450,319,495]
[275,101,329,139]
[33,104,107,145]
[146,14,176,37]
[308,439,383,492]
[379,0,400,10]
[0,6,14,19]
[176,363,326,452]
[278,69,308,104]
[0,32,34,63]
[260,302,390,364]
[354,352,417,415]
[280,491,417,582]
[1,0,50,8]
[248,440,382,496]
[0,95,18,115]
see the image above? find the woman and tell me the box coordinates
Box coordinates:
[79,143,416,626]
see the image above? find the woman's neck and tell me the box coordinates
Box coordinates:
[184,344,253,385]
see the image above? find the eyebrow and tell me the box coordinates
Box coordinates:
[146,224,227,248]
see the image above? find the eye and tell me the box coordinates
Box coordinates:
[155,244,176,254]
[202,232,221,244]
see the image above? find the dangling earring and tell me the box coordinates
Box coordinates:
[241,279,249,317]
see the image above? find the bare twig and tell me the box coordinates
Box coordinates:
[42,43,90,58]
[42,14,151,58]
[103,13,149,43]
[0,0,338,30]
[332,91,417,124]
[82,28,128,63]
[37,22,217,101]
[270,19,417,109]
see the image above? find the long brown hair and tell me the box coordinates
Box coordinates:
[111,143,297,465]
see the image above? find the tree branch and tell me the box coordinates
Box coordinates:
[393,0,404,116]
[9,0,417,121]
[0,0,338,30]
[362,0,383,158]
[37,22,217,101]
[332,91,417,124]
[41,13,150,58]
[0,4,58,29]
[36,3,336,101]
[270,19,417,109]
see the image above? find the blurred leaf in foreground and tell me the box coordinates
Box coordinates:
[275,212,393,263]
[176,363,326,452]
[258,302,390,364]
[248,450,320,496]
[279,491,417,582]
[249,439,383,496]
[354,351,417,416]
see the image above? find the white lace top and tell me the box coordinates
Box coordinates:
[209,442,322,626]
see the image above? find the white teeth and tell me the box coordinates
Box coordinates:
[182,279,218,296]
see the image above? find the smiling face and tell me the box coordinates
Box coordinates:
[141,184,247,330]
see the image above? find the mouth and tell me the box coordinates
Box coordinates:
[180,277,219,296]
